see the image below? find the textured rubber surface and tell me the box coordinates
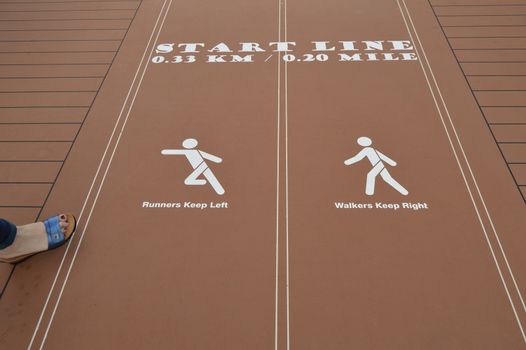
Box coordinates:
[1,0,526,349]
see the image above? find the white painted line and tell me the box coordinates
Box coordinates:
[266,54,274,62]
[27,0,171,349]
[406,0,526,317]
[284,0,290,349]
[274,0,282,347]
[30,0,172,350]
[39,5,174,346]
[39,1,175,346]
[397,0,526,343]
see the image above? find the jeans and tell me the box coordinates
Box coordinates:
[0,219,17,250]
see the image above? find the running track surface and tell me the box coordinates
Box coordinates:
[2,0,526,349]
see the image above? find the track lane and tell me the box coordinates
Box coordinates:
[286,0,526,348]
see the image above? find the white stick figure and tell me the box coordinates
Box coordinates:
[344,136,408,196]
[161,138,225,195]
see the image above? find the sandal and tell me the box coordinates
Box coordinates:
[0,213,77,264]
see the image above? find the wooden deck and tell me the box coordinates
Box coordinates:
[431,0,526,202]
[0,0,142,296]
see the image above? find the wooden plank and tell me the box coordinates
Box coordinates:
[456,49,526,62]
[0,0,137,3]
[521,186,526,199]
[491,124,526,142]
[501,143,526,163]
[450,37,526,50]
[432,0,526,5]
[435,5,526,16]
[0,64,108,78]
[0,92,95,107]
[0,30,126,41]
[510,164,526,185]
[475,91,526,106]
[0,52,115,65]
[0,207,39,223]
[462,62,526,75]
[0,1,139,11]
[0,183,50,206]
[0,78,102,92]
[439,16,526,27]
[469,76,526,90]
[0,107,87,123]
[0,162,61,183]
[483,107,526,123]
[0,264,14,289]
[0,124,79,141]
[0,19,130,31]
[0,142,70,161]
[0,10,135,21]
[445,26,526,38]
[0,41,120,53]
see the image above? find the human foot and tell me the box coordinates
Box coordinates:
[0,214,77,264]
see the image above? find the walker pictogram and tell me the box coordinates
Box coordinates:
[161,138,225,195]
[344,136,409,196]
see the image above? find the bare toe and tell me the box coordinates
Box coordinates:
[59,221,69,233]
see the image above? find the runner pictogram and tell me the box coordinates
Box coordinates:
[161,138,225,195]
[344,136,409,196]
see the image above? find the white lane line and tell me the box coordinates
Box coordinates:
[422,0,526,317]
[32,2,175,350]
[27,0,171,349]
[396,0,526,343]
[284,0,290,348]
[275,0,282,347]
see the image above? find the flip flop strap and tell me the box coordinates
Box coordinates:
[44,215,65,249]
